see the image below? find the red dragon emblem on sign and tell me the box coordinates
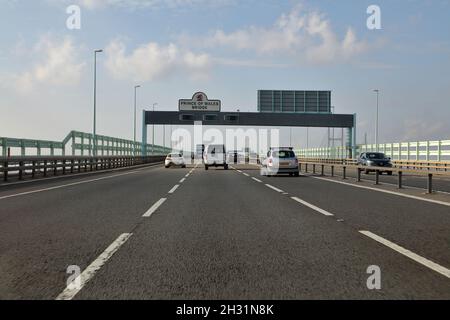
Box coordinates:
[196,94,204,102]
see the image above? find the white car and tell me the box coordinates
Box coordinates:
[203,144,228,170]
[165,153,186,168]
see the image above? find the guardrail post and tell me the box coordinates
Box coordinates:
[299,163,302,172]
[427,174,433,194]
[54,160,57,176]
[343,166,346,179]
[305,163,308,173]
[331,165,334,177]
[3,161,8,182]
[375,170,380,185]
[321,165,324,176]
[398,171,403,189]
[357,168,361,182]
[32,161,36,178]
[71,160,74,174]
[18,161,23,180]
[43,160,47,177]
[313,164,316,174]
[63,160,66,175]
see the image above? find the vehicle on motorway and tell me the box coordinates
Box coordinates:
[357,152,393,175]
[165,153,186,168]
[261,147,299,176]
[204,144,228,170]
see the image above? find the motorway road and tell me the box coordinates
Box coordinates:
[0,164,449,299]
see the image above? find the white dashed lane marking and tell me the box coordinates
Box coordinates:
[291,196,334,216]
[143,198,167,217]
[168,184,180,194]
[56,233,133,300]
[265,184,284,193]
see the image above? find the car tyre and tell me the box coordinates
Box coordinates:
[205,165,209,170]
[224,164,229,170]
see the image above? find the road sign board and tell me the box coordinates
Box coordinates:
[179,92,221,112]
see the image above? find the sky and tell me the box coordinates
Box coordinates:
[0,0,449,150]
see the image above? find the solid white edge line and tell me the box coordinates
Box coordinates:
[291,196,334,216]
[143,198,167,217]
[252,177,262,183]
[265,184,284,193]
[359,230,450,279]
[0,171,139,201]
[168,184,180,194]
[55,233,133,300]
[311,176,450,208]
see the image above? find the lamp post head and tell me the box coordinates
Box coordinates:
[95,49,103,53]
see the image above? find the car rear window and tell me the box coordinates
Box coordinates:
[273,151,295,158]
[367,153,386,159]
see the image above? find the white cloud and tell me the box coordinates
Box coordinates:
[104,39,211,81]
[190,5,369,64]
[2,36,85,93]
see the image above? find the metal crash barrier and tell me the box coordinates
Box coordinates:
[0,155,165,183]
[298,160,450,194]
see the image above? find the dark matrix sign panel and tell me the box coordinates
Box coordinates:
[258,90,331,114]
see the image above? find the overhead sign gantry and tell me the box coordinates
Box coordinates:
[142,91,356,156]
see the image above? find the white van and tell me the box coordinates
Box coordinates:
[203,144,228,170]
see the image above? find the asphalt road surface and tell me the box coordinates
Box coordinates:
[0,164,449,299]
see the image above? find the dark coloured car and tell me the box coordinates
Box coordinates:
[357,152,393,175]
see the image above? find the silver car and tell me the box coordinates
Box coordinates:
[261,147,299,176]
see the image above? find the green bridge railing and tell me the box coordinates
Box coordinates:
[296,139,450,161]
[0,131,172,157]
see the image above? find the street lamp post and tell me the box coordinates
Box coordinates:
[152,103,158,155]
[93,49,103,156]
[373,89,380,152]
[134,85,141,156]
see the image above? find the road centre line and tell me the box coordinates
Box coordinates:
[359,230,450,279]
[55,233,133,300]
[0,170,141,201]
[143,198,167,217]
[168,184,180,194]
[311,176,450,208]
[242,173,250,177]
[180,178,186,183]
[252,177,262,183]
[291,196,334,216]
